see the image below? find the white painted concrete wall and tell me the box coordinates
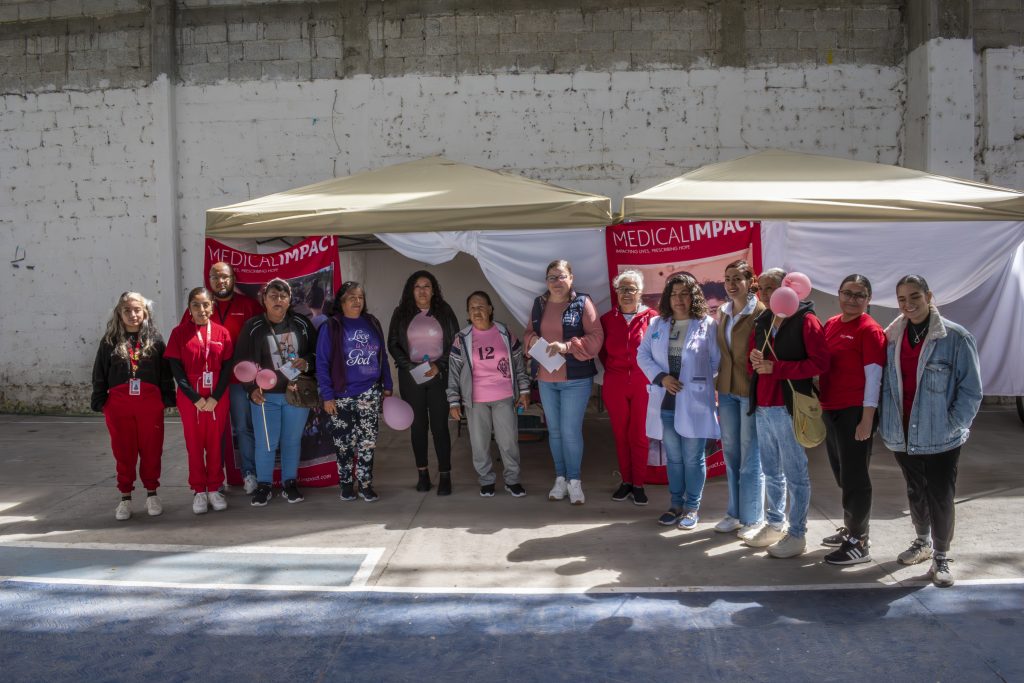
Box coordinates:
[904,38,976,178]
[978,46,1024,190]
[0,63,921,410]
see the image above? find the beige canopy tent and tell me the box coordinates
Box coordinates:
[206,157,613,237]
[621,149,1024,222]
[621,148,1024,396]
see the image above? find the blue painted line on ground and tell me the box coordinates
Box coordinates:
[0,546,365,588]
[0,581,1019,682]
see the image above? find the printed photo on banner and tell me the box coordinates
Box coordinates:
[203,236,343,488]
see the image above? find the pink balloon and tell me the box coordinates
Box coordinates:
[233,360,259,383]
[782,272,812,300]
[256,368,278,390]
[770,286,800,318]
[382,396,414,430]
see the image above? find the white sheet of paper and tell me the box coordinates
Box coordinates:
[528,337,566,374]
[410,360,434,384]
[279,361,301,381]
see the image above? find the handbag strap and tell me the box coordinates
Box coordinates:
[762,321,810,399]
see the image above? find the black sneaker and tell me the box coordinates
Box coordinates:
[437,472,452,496]
[824,538,871,565]
[282,479,304,504]
[250,483,273,507]
[480,484,496,497]
[821,526,850,547]
[359,485,379,502]
[658,508,683,526]
[611,482,633,502]
[631,487,649,506]
[505,483,527,497]
[339,483,357,501]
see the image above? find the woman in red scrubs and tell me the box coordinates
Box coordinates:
[166,287,234,515]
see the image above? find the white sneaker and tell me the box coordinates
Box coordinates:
[714,515,741,533]
[897,538,933,565]
[145,495,163,516]
[548,476,568,501]
[929,557,954,587]
[115,499,132,521]
[744,522,786,548]
[243,473,258,495]
[192,492,209,515]
[208,491,228,511]
[767,533,807,559]
[567,479,585,505]
[736,523,763,542]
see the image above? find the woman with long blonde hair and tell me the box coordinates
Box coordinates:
[91,292,175,521]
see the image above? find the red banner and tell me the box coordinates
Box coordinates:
[204,236,342,487]
[606,220,763,481]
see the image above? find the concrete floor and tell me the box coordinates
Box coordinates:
[0,406,1021,590]
[1,407,1022,682]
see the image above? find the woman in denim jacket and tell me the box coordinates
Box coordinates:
[880,275,982,588]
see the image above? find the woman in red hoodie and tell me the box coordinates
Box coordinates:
[165,287,234,515]
[600,270,658,505]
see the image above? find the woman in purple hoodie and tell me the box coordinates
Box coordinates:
[316,281,393,502]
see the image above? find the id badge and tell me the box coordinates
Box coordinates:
[128,378,141,396]
[202,371,214,388]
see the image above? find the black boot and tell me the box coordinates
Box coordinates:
[437,471,452,496]
[416,468,432,492]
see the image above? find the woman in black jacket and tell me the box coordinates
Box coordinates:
[234,278,318,507]
[387,270,460,495]
[91,291,175,521]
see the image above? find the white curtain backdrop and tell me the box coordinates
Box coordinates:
[761,220,1024,395]
[761,220,1024,306]
[943,241,1024,395]
[376,228,611,327]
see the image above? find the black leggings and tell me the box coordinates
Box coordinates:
[823,406,875,539]
[893,447,960,553]
[398,371,452,472]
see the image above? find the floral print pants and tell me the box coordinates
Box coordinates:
[327,384,382,486]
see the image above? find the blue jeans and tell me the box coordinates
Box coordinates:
[538,378,592,481]
[755,406,810,538]
[251,393,309,483]
[718,393,765,525]
[660,410,707,511]
[229,383,256,476]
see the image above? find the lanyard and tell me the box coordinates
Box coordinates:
[128,337,141,378]
[214,298,233,325]
[196,321,212,371]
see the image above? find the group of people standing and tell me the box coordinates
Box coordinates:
[597,260,982,587]
[92,257,982,587]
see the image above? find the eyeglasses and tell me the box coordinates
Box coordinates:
[839,290,869,302]
[266,293,290,302]
[546,274,569,282]
[616,286,640,294]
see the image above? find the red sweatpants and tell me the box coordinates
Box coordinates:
[603,370,651,487]
[103,384,165,494]
[177,391,229,493]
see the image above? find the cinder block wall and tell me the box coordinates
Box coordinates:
[1,0,1023,411]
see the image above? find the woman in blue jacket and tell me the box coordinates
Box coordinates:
[880,275,982,588]
[637,272,721,530]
